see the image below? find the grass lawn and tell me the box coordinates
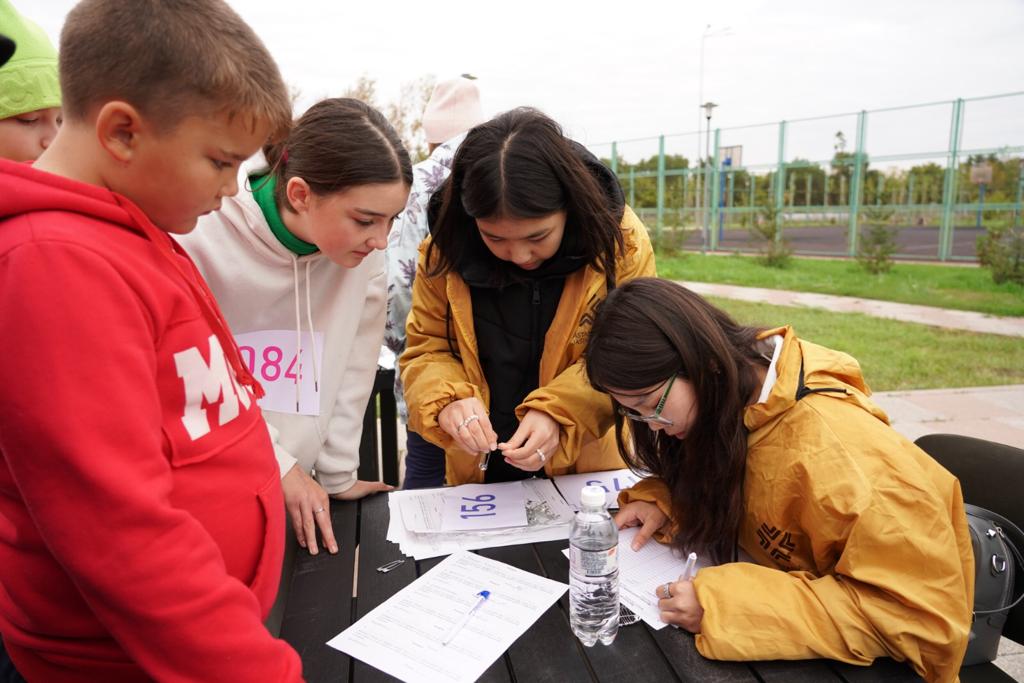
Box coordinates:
[656,252,1024,318]
[709,297,1024,392]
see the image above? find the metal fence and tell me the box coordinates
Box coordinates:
[589,92,1024,261]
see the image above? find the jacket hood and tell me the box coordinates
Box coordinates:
[0,159,143,233]
[744,326,889,434]
[0,158,266,399]
[218,154,328,267]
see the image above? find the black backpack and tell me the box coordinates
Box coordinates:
[963,504,1024,665]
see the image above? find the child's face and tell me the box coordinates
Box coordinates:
[293,181,409,267]
[0,107,61,162]
[475,211,567,271]
[123,112,270,234]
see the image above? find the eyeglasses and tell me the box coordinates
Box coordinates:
[617,375,675,426]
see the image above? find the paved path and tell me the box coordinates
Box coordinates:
[679,281,1024,337]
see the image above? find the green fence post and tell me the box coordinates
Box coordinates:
[749,174,756,228]
[939,99,964,261]
[788,173,796,208]
[656,135,665,240]
[805,174,812,208]
[610,141,618,175]
[728,171,735,210]
[629,167,635,209]
[847,111,867,257]
[1015,167,1023,228]
[774,121,787,239]
[824,175,830,208]
[710,129,722,251]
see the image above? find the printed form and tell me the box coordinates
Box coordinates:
[328,550,567,683]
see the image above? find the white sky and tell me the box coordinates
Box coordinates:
[25,0,1024,167]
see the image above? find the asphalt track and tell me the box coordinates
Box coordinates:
[677,224,985,260]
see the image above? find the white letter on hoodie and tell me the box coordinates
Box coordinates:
[174,334,252,440]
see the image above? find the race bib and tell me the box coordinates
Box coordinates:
[234,330,324,416]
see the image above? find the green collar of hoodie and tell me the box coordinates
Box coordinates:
[250,174,319,256]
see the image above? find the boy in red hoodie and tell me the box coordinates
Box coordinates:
[0,1,305,680]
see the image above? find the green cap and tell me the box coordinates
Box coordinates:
[0,0,60,120]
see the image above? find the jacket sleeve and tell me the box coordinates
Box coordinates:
[693,445,971,683]
[617,477,677,543]
[516,206,658,467]
[400,243,483,450]
[314,266,388,494]
[0,242,301,682]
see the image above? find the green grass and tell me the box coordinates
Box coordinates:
[655,253,1024,317]
[709,297,1024,391]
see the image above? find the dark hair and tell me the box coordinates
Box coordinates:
[584,278,768,563]
[59,0,291,137]
[263,98,413,211]
[426,107,623,286]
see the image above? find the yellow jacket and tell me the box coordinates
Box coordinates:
[621,327,973,683]
[402,206,656,485]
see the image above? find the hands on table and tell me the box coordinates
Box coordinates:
[615,500,704,633]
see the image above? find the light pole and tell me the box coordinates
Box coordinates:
[696,25,731,244]
[702,101,718,240]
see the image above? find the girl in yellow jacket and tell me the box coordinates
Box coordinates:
[583,278,973,683]
[401,108,656,486]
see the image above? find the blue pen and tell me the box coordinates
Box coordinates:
[442,590,491,646]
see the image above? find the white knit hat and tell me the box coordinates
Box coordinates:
[422,77,485,145]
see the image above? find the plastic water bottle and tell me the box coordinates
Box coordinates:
[569,485,619,646]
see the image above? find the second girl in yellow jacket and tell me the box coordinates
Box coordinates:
[583,278,973,683]
[401,108,656,485]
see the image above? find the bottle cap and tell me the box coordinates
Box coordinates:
[580,485,607,508]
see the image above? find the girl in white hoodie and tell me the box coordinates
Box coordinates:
[179,98,412,559]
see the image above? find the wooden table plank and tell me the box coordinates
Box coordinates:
[754,658,845,682]
[829,658,925,682]
[279,498,358,683]
[477,544,594,683]
[532,540,681,682]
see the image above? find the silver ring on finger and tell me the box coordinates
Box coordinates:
[457,414,480,431]
[535,448,546,464]
[314,507,325,514]
[659,582,673,599]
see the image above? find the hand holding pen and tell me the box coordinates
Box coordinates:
[655,552,704,633]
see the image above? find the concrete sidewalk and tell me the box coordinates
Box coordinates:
[679,281,1024,337]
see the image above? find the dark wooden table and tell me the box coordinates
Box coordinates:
[281,495,923,683]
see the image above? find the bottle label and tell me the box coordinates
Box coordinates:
[570,546,618,577]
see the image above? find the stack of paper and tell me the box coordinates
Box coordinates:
[329,550,567,683]
[388,479,575,560]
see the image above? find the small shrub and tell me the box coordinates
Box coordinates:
[652,225,690,258]
[977,224,1024,285]
[750,203,792,268]
[857,207,898,274]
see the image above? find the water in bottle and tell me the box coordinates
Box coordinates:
[569,485,619,646]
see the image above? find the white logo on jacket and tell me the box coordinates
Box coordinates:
[173,334,252,440]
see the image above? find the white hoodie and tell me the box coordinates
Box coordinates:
[177,160,385,494]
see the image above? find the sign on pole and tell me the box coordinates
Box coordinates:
[720,145,743,168]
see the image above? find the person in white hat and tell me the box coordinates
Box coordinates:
[383,76,485,488]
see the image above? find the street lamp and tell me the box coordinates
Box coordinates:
[702,101,718,238]
[695,25,732,243]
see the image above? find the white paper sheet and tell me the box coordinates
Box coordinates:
[441,482,528,531]
[328,550,567,683]
[562,526,711,630]
[552,469,644,510]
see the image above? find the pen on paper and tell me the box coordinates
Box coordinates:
[441,590,491,646]
[680,551,698,581]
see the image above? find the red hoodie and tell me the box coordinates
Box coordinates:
[0,160,303,682]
